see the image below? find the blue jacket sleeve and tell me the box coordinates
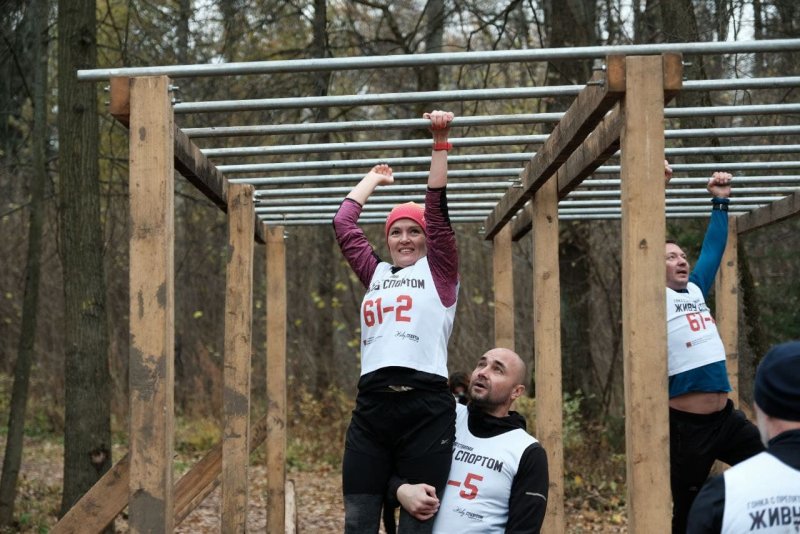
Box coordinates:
[689,199,730,297]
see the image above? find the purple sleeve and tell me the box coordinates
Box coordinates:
[333,198,380,288]
[425,188,459,307]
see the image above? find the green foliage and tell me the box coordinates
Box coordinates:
[286,383,351,470]
[175,416,221,455]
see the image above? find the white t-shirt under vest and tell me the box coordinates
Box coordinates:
[360,257,457,378]
[722,452,800,533]
[433,404,538,533]
[666,282,727,376]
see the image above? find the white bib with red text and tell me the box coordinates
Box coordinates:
[359,257,456,378]
[433,404,537,533]
[666,282,726,376]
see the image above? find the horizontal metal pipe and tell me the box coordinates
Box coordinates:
[218,154,530,173]
[583,176,800,186]
[259,209,756,226]
[174,77,800,114]
[569,186,799,197]
[255,198,769,213]
[253,184,797,201]
[175,86,581,114]
[254,181,512,197]
[79,39,800,80]
[233,169,519,186]
[221,157,800,175]
[185,114,562,139]
[184,105,800,139]
[206,139,799,160]
[203,135,548,158]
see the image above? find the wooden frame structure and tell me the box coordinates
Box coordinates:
[57,39,800,533]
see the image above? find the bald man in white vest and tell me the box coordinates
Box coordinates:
[389,348,549,533]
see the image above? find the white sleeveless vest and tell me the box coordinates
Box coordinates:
[359,257,456,378]
[722,452,800,533]
[666,283,726,376]
[433,404,538,533]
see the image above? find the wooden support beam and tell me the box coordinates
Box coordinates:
[222,183,256,531]
[716,217,740,406]
[620,55,671,531]
[483,55,626,240]
[509,54,681,242]
[50,455,130,534]
[266,225,288,534]
[532,181,565,534]
[493,225,515,350]
[109,76,265,244]
[128,75,175,533]
[51,414,272,533]
[736,189,800,235]
[511,104,625,240]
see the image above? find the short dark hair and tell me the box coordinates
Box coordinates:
[666,239,678,245]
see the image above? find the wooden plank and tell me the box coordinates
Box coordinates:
[222,183,256,531]
[510,202,532,242]
[266,225,288,534]
[662,53,684,103]
[493,224,515,350]
[51,415,271,533]
[715,217,739,406]
[285,480,297,534]
[619,56,671,531]
[50,455,130,534]
[511,54,681,242]
[174,413,269,524]
[483,55,626,240]
[736,189,800,235]
[532,179,565,534]
[128,75,175,533]
[511,104,625,240]
[109,76,265,244]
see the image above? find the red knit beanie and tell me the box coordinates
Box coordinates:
[385,202,426,239]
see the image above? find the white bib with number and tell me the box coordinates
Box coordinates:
[666,283,726,376]
[433,404,537,533]
[360,257,456,378]
[722,452,800,534]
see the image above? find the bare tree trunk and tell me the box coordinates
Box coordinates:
[309,0,336,394]
[0,0,48,525]
[415,0,444,117]
[57,0,112,515]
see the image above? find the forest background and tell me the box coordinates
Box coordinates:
[0,0,798,531]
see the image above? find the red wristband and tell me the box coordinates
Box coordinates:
[433,141,452,151]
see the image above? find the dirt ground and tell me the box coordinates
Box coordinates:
[5,435,627,533]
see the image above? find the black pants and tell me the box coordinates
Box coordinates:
[343,388,455,533]
[670,399,764,534]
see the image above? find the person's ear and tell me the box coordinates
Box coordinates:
[510,384,526,401]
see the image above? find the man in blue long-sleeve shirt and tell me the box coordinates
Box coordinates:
[664,164,764,534]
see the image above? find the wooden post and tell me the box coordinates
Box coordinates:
[532,182,565,534]
[128,75,175,533]
[222,183,256,531]
[716,217,739,406]
[493,224,515,350]
[266,225,287,534]
[620,55,671,531]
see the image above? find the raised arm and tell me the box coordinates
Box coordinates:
[333,164,395,287]
[347,163,394,205]
[423,110,454,189]
[422,111,458,305]
[690,172,733,296]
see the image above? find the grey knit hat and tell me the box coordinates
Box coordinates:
[754,341,800,422]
